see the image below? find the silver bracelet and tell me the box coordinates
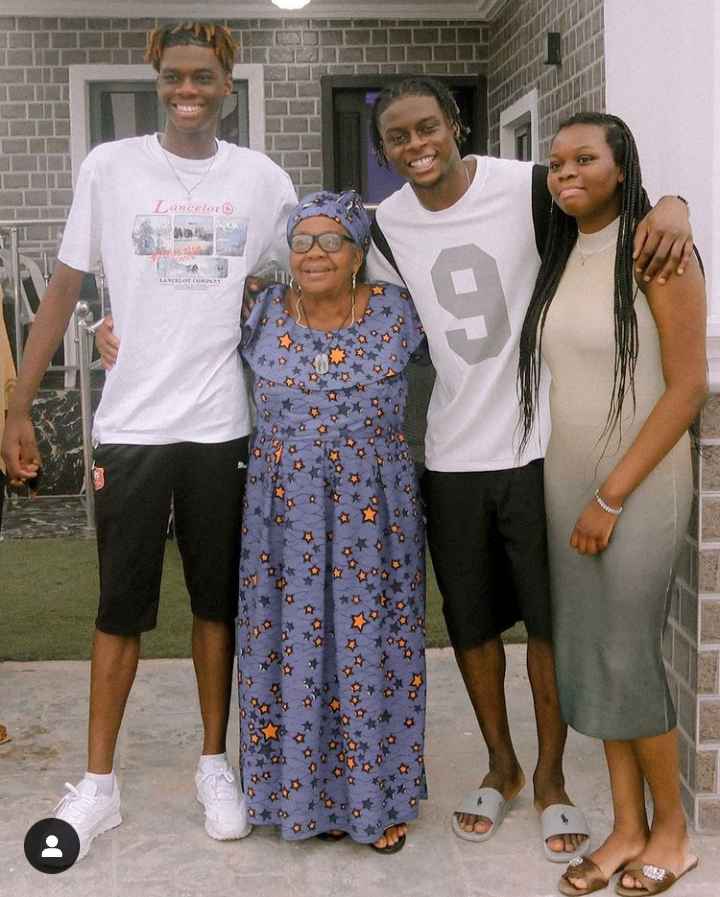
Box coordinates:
[594,489,623,515]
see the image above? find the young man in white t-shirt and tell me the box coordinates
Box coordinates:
[366,77,693,860]
[2,23,296,860]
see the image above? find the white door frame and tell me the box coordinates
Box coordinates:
[499,88,539,162]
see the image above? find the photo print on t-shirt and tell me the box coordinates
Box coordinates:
[132,215,172,256]
[157,256,228,289]
[131,207,249,290]
[215,217,248,256]
[173,215,214,256]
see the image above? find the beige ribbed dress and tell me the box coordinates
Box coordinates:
[542,217,692,740]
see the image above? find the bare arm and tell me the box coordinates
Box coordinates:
[633,196,693,285]
[1,301,17,404]
[1,261,85,480]
[570,256,707,555]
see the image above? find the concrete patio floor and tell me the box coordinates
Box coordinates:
[1,646,718,897]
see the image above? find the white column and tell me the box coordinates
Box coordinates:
[605,0,719,385]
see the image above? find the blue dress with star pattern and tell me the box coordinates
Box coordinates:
[237,281,427,842]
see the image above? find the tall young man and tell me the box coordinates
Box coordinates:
[2,22,297,860]
[366,77,693,858]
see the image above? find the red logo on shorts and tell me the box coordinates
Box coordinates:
[93,466,105,491]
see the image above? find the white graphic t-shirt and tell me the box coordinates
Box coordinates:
[60,135,297,445]
[367,155,550,472]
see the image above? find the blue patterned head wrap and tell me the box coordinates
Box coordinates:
[286,190,371,252]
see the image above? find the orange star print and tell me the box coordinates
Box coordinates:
[261,721,279,741]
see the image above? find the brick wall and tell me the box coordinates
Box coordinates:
[663,437,702,823]
[695,397,720,830]
[234,17,488,193]
[0,7,609,243]
[0,14,489,242]
[488,0,605,160]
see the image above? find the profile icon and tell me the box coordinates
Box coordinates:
[41,834,63,858]
[24,818,80,874]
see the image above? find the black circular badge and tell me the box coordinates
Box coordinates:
[24,818,80,874]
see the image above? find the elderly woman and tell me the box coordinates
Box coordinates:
[236,191,426,852]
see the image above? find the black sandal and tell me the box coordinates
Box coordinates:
[370,833,406,854]
[317,831,348,842]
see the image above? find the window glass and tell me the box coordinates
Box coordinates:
[514,123,531,161]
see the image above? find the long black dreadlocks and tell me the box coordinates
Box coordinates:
[370,76,471,167]
[518,112,650,455]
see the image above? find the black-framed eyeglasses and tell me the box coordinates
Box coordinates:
[289,232,355,254]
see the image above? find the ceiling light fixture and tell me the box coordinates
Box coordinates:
[271,0,312,9]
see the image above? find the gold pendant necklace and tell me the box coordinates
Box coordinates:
[294,287,357,375]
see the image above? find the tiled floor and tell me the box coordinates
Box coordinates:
[1,648,718,897]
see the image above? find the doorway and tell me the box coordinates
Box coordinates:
[321,75,487,206]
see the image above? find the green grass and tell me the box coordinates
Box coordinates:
[0,538,525,661]
[0,538,193,661]
[0,538,450,661]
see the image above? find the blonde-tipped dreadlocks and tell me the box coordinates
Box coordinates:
[145,22,238,73]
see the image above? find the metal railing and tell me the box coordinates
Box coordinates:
[1,219,102,530]
[1,221,291,533]
[74,301,97,529]
[0,219,67,372]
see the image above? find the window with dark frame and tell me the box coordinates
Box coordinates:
[514,123,531,161]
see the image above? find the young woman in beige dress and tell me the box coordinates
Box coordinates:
[518,113,707,896]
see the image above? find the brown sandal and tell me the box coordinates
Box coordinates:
[559,857,612,896]
[0,725,10,746]
[615,857,699,896]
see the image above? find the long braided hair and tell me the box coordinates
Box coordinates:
[370,76,471,167]
[518,112,650,455]
[146,22,237,74]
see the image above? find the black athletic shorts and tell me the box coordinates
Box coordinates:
[93,438,249,635]
[422,459,552,649]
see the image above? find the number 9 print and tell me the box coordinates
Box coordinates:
[430,245,511,365]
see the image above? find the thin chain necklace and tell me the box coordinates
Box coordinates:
[159,135,219,201]
[577,240,615,266]
[576,219,619,266]
[461,158,471,192]
[294,285,357,375]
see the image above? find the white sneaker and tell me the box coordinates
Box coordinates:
[195,763,252,840]
[53,778,122,860]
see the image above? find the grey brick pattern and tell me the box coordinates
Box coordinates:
[0,7,607,237]
[663,427,707,825]
[232,17,487,191]
[697,397,720,830]
[0,15,489,239]
[488,0,605,160]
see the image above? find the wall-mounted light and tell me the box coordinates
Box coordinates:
[545,32,562,65]
[272,0,312,9]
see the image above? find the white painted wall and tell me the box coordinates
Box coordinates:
[605,0,719,384]
[499,89,539,162]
